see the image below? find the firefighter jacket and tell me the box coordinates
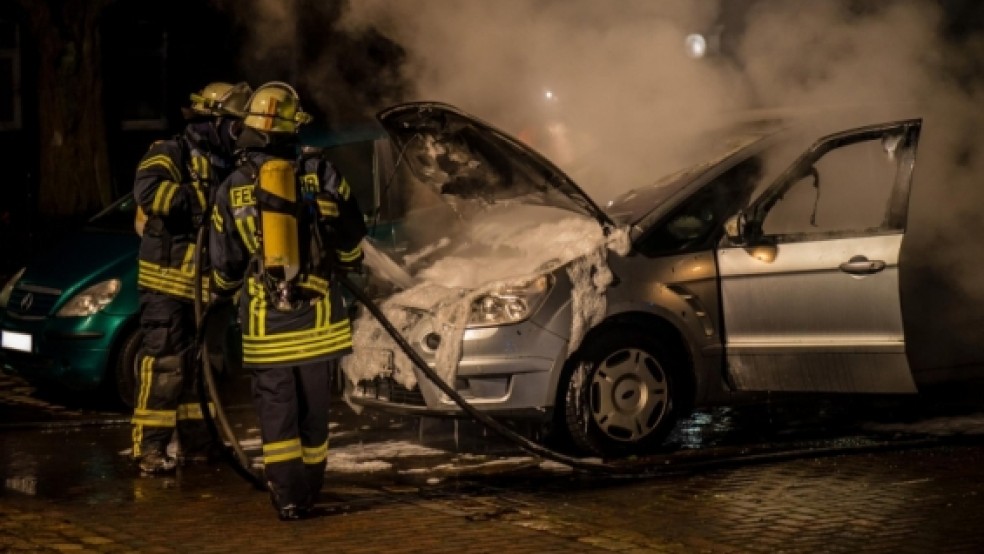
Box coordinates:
[133,135,231,301]
[209,149,367,368]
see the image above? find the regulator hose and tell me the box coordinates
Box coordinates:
[193,226,266,491]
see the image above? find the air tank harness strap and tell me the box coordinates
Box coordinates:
[255,187,302,217]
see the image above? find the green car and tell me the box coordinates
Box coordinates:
[0,127,396,408]
[0,196,142,407]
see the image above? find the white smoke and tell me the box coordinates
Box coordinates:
[335,0,984,198]
[234,0,984,382]
[741,2,944,110]
[339,0,747,202]
[335,0,984,380]
[234,1,984,201]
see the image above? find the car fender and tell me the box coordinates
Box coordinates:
[537,287,713,412]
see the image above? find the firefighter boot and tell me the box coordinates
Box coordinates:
[138,450,177,475]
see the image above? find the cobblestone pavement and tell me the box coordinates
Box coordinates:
[3,373,984,552]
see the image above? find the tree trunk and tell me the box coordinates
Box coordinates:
[26,0,113,216]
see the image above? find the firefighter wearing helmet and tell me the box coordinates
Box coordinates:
[130,81,253,475]
[209,81,367,520]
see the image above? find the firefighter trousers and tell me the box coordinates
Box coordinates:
[131,291,213,458]
[253,360,333,510]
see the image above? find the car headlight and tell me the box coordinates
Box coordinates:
[56,279,121,317]
[0,267,26,309]
[468,275,553,327]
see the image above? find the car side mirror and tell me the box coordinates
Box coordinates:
[724,211,765,247]
[725,213,775,261]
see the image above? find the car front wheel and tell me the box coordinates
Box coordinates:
[561,330,682,457]
[106,327,141,410]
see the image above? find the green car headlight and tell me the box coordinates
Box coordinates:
[469,275,553,327]
[56,279,121,317]
[0,267,26,309]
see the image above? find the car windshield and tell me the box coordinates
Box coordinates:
[85,193,137,232]
[605,167,700,226]
[605,124,784,226]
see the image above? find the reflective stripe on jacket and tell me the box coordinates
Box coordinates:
[134,137,224,301]
[209,150,367,367]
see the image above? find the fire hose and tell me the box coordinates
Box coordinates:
[191,220,628,488]
[191,235,944,488]
[193,226,266,490]
[334,271,642,473]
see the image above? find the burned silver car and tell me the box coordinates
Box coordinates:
[343,102,925,457]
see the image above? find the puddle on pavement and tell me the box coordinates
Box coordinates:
[6,373,984,504]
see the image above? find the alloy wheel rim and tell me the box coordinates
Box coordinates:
[589,347,669,442]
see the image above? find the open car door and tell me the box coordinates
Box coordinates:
[717,119,921,393]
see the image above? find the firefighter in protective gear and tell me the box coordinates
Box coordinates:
[131,81,253,474]
[209,81,367,520]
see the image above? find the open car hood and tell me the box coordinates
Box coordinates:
[376,102,613,227]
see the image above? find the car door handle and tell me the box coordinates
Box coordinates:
[839,255,886,275]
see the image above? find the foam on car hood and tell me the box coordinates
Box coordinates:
[343,204,628,393]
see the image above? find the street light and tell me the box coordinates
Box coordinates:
[684,27,722,59]
[685,33,708,58]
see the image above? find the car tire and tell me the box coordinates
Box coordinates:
[561,329,682,458]
[106,327,141,410]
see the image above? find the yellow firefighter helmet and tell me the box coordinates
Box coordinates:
[187,81,253,119]
[243,81,313,134]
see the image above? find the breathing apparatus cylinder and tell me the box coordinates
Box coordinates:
[259,160,301,293]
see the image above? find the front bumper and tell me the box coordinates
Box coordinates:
[346,318,568,420]
[0,311,128,391]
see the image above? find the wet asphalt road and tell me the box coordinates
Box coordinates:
[4,372,984,552]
